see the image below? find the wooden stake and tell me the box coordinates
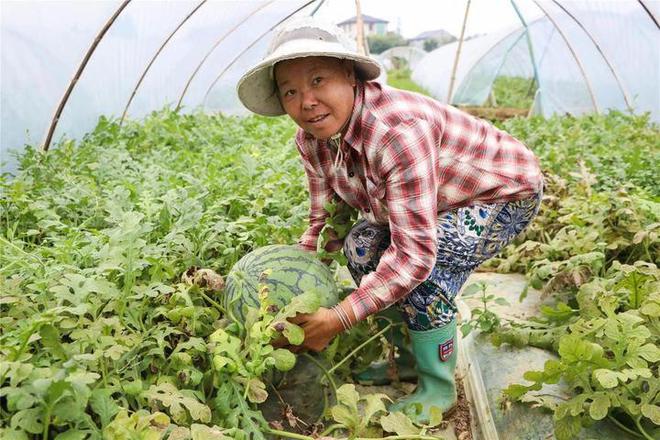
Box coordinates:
[355,0,367,55]
[447,0,472,104]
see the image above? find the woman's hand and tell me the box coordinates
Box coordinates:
[272,306,344,353]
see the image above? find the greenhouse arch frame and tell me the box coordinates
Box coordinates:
[1,0,658,162]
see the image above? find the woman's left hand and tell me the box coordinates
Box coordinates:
[273,307,343,353]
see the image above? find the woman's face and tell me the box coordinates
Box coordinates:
[274,56,356,140]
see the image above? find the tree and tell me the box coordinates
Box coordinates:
[367,32,407,54]
[423,39,439,52]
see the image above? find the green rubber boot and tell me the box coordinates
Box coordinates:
[389,319,458,423]
[353,308,417,385]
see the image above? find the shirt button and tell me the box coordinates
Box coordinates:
[348,171,355,178]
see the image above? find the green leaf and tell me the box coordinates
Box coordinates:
[593,369,618,389]
[89,388,119,427]
[627,324,651,340]
[270,349,296,372]
[52,398,86,423]
[4,362,33,387]
[278,292,321,319]
[336,384,360,413]
[362,394,389,424]
[10,408,43,434]
[6,388,37,411]
[39,324,67,360]
[282,322,304,346]
[618,368,652,382]
[503,384,533,401]
[162,426,190,440]
[323,201,337,215]
[540,302,575,322]
[560,394,588,418]
[589,393,610,420]
[641,403,660,425]
[461,283,484,297]
[554,414,582,440]
[636,343,660,362]
[141,383,211,424]
[639,301,660,317]
[523,370,544,382]
[0,428,29,440]
[380,411,421,435]
[494,297,510,306]
[428,406,443,427]
[330,405,358,429]
[245,378,268,404]
[542,359,564,383]
[559,335,603,364]
[104,344,129,361]
[54,429,87,440]
[190,424,230,439]
[66,370,100,397]
[121,379,143,396]
[46,380,73,404]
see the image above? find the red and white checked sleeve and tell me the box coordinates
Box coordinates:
[294,133,336,252]
[346,119,441,321]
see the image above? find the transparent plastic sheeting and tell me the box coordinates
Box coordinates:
[412,28,520,104]
[1,0,316,169]
[412,0,659,121]
[377,46,428,70]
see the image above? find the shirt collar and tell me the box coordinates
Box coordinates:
[342,81,365,154]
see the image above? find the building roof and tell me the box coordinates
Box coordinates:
[337,14,389,26]
[409,29,456,42]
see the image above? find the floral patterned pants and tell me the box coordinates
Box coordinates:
[343,193,542,330]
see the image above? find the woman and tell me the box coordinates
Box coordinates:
[237,17,543,421]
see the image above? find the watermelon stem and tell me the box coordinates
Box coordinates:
[327,322,397,375]
[264,428,314,440]
[320,423,345,437]
[198,290,227,315]
[301,352,334,424]
[302,352,338,395]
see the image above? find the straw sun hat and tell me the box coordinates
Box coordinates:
[237,16,381,116]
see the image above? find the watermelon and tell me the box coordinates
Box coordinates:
[223,244,340,320]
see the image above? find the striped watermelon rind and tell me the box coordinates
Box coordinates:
[223,245,340,321]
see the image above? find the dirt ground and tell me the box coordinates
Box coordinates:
[355,376,473,440]
[443,378,473,440]
[458,106,529,121]
[265,374,473,439]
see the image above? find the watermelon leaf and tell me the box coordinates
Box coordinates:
[276,292,322,320]
[271,349,296,372]
[281,322,305,346]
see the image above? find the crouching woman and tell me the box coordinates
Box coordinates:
[236,17,543,422]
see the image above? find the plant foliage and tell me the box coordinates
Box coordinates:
[481,112,659,439]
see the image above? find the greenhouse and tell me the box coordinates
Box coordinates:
[412,1,659,119]
[1,1,658,440]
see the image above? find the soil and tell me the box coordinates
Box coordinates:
[440,378,473,440]
[458,106,529,121]
[265,373,474,439]
[356,376,473,440]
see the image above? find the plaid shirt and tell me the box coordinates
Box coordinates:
[295,81,543,321]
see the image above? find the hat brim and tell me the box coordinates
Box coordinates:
[237,50,381,117]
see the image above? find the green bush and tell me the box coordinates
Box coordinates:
[367,32,407,54]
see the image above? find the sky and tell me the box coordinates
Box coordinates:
[314,0,544,39]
